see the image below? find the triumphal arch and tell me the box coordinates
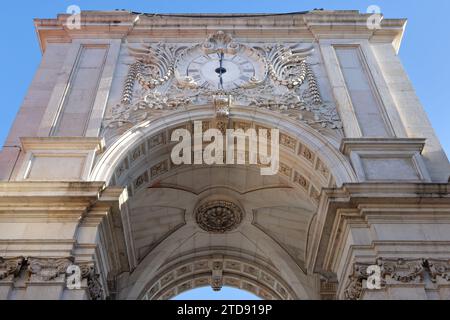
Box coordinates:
[0,10,449,300]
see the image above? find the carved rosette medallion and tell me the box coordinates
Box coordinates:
[195,200,243,233]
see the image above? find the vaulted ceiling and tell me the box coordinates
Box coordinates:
[127,165,316,273]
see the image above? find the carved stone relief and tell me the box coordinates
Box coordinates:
[195,200,243,233]
[27,257,74,282]
[103,31,342,137]
[0,257,24,281]
[78,262,105,300]
[427,259,450,282]
[0,256,104,300]
[343,257,450,300]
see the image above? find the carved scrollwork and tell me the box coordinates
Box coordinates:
[0,257,24,281]
[379,258,425,283]
[27,257,74,281]
[344,262,372,300]
[344,258,427,300]
[201,30,240,55]
[128,43,179,90]
[427,259,450,282]
[267,43,313,89]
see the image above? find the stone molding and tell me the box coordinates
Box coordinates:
[34,11,406,53]
[20,137,105,152]
[0,181,121,215]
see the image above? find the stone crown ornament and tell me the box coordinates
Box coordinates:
[201,31,239,54]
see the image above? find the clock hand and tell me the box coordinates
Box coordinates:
[218,52,224,90]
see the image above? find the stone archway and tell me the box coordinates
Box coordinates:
[90,106,357,300]
[141,252,297,300]
[91,106,357,186]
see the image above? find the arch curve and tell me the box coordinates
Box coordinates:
[91,106,357,186]
[141,252,298,300]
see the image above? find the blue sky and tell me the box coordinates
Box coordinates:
[0,0,449,299]
[172,286,260,300]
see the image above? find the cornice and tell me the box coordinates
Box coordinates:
[339,138,427,155]
[0,182,125,222]
[308,182,450,273]
[0,182,127,202]
[324,182,450,203]
[20,137,105,152]
[0,181,105,196]
[34,10,407,53]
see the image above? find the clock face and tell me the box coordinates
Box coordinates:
[176,49,267,91]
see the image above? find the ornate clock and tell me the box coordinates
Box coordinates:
[175,31,267,91]
[106,31,343,133]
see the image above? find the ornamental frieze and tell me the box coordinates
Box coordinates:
[344,257,447,300]
[3,256,106,300]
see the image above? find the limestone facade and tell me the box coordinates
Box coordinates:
[0,10,449,300]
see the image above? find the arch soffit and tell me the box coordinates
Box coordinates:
[91,106,357,190]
